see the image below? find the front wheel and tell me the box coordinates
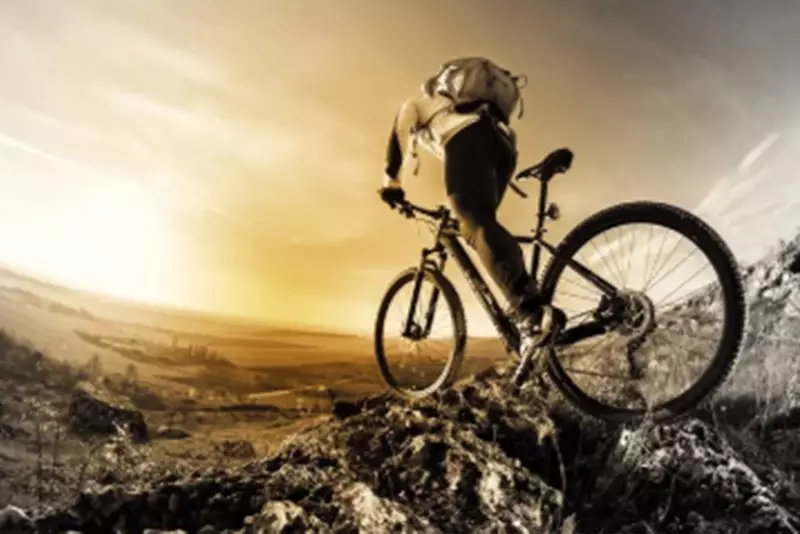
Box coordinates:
[540,201,747,423]
[374,267,467,400]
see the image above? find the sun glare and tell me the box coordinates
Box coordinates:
[2,177,177,305]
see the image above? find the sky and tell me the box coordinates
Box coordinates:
[0,0,799,334]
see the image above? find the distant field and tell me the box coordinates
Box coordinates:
[0,267,508,402]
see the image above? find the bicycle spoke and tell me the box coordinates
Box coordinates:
[625,226,637,288]
[644,247,700,294]
[644,234,685,292]
[576,248,610,289]
[643,226,671,286]
[601,230,628,287]
[556,289,600,304]
[654,263,712,308]
[559,275,602,299]
[614,226,632,288]
[589,239,625,287]
[641,224,654,290]
[656,277,715,311]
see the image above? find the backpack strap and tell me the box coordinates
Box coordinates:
[511,74,528,119]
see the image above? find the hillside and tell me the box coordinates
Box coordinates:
[3,237,800,532]
[16,363,800,534]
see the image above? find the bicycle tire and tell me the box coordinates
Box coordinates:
[539,201,747,423]
[374,266,467,400]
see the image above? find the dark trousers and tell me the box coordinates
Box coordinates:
[444,116,540,315]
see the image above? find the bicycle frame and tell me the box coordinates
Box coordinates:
[402,177,620,354]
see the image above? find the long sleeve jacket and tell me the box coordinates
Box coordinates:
[382,93,516,187]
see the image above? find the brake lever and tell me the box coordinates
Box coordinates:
[397,203,415,218]
[509,181,528,199]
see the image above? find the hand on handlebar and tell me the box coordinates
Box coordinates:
[378,186,406,209]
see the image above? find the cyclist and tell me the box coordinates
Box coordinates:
[378,57,565,364]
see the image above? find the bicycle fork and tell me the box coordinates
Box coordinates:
[403,245,446,339]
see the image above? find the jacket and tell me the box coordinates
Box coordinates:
[383,93,517,187]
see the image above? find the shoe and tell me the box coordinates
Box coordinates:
[517,304,562,349]
[511,304,566,387]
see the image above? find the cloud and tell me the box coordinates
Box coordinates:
[694,129,800,264]
[738,132,780,173]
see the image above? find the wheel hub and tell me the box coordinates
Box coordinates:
[596,289,658,380]
[615,290,656,339]
[403,322,424,341]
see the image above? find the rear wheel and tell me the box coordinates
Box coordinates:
[374,267,467,399]
[540,201,746,423]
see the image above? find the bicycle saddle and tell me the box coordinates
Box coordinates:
[515,148,574,182]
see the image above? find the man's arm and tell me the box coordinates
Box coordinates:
[382,99,420,188]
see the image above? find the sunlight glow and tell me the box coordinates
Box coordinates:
[0,176,177,305]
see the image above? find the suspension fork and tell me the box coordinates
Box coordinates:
[403,242,448,338]
[422,248,448,336]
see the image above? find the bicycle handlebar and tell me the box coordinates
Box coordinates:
[395,199,446,219]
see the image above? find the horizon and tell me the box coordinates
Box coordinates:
[2,1,800,335]
[0,261,366,336]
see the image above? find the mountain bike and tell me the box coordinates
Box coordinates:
[373,148,747,423]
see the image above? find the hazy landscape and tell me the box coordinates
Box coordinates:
[1,231,800,532]
[0,266,506,405]
[0,262,509,528]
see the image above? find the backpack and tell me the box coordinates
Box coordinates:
[422,57,528,123]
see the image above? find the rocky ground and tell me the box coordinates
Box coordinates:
[0,332,324,531]
[5,361,800,534]
[2,239,800,533]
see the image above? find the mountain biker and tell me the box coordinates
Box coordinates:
[378,57,565,363]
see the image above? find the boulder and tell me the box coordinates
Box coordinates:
[68,381,148,442]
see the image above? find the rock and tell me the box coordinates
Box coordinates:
[31,335,800,534]
[218,439,256,459]
[584,419,800,532]
[789,252,800,274]
[335,482,439,533]
[156,425,191,440]
[332,400,361,420]
[250,501,329,533]
[68,381,148,442]
[0,505,34,533]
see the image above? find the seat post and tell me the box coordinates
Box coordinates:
[529,179,549,280]
[537,179,549,229]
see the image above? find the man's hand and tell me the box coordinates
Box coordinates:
[379,186,405,209]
